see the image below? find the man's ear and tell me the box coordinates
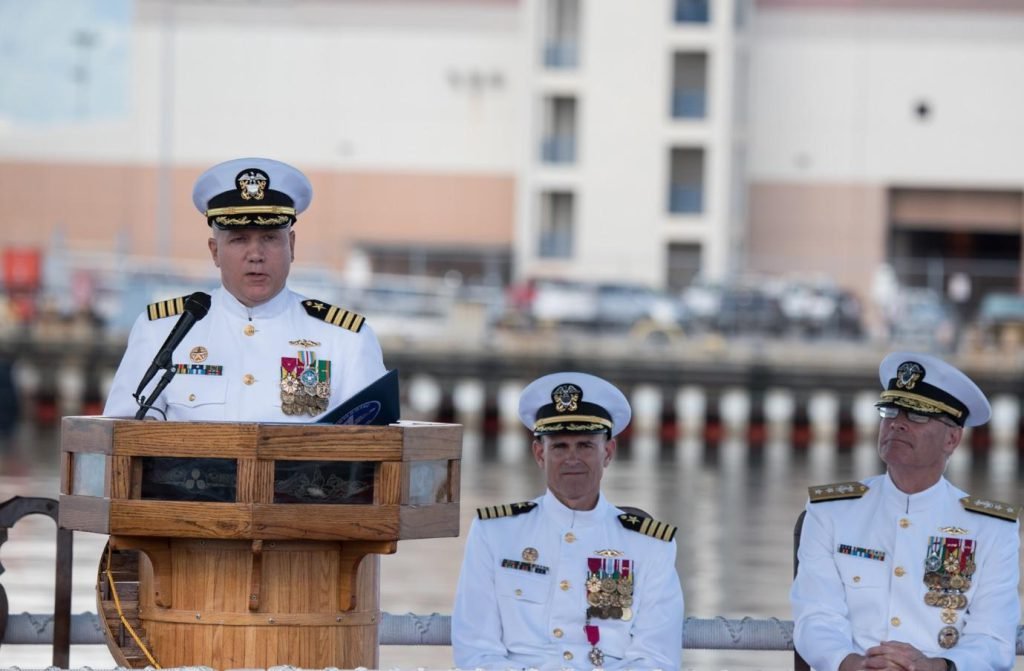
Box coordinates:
[208,236,220,267]
[531,439,545,468]
[603,437,617,467]
[943,426,963,458]
[288,229,296,261]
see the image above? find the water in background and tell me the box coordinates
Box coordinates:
[1,422,1022,671]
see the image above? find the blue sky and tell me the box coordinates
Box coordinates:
[0,0,132,124]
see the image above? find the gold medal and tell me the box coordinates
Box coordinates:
[587,577,601,593]
[938,625,960,649]
[621,607,633,621]
[941,609,957,625]
[600,577,616,592]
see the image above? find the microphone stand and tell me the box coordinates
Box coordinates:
[134,366,177,420]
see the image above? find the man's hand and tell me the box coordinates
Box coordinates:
[849,641,947,670]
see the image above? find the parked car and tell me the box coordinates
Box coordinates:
[501,278,687,338]
[975,292,1024,349]
[713,286,786,337]
[886,288,956,351]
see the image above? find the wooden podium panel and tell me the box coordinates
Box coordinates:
[61,417,462,670]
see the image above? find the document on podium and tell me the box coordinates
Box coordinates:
[316,369,400,425]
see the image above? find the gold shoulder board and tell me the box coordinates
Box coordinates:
[617,513,677,542]
[960,496,1020,522]
[476,501,537,520]
[146,295,190,321]
[302,299,366,333]
[808,481,869,503]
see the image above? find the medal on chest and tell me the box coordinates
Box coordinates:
[923,535,975,649]
[280,350,331,416]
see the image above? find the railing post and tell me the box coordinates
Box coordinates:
[0,496,73,667]
[793,510,809,671]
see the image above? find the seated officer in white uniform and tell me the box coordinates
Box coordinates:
[452,372,684,670]
[791,352,1020,671]
[104,157,385,421]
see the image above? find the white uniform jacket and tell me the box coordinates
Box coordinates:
[791,473,1020,671]
[452,491,684,670]
[104,286,386,421]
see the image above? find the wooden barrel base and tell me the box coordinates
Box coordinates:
[97,538,382,669]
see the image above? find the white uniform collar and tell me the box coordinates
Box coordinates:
[216,285,293,319]
[542,490,611,527]
[881,471,948,514]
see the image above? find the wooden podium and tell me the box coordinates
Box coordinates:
[58,417,462,670]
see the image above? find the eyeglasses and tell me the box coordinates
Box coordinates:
[877,406,957,427]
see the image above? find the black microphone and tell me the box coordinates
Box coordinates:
[133,291,212,414]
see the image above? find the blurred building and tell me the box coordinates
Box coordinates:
[747,0,1024,320]
[516,0,747,289]
[1,0,1023,323]
[0,0,524,290]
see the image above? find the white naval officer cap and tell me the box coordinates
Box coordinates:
[518,371,631,438]
[192,157,313,230]
[876,351,991,428]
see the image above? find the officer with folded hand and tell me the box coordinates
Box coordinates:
[452,371,684,670]
[792,352,1020,671]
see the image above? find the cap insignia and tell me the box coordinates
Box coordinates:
[236,168,269,201]
[896,361,925,390]
[552,383,581,413]
[808,481,869,503]
[617,512,677,542]
[476,501,537,520]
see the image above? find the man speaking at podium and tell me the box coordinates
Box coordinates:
[104,157,385,421]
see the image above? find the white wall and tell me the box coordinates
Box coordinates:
[748,8,1024,186]
[0,0,526,172]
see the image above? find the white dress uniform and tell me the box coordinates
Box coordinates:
[452,490,684,670]
[103,285,385,421]
[791,473,1020,671]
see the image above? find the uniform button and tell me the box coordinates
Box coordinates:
[563,651,573,661]
[560,580,571,591]
[553,628,563,638]
[852,576,861,583]
[564,532,576,543]
[891,617,901,627]
[894,566,906,577]
[899,518,910,528]
[244,324,256,336]
[514,589,522,597]
[243,374,255,385]
[188,393,196,402]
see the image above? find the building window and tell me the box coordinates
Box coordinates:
[674,0,709,24]
[671,52,708,119]
[543,0,580,68]
[666,243,703,290]
[668,148,705,214]
[539,191,574,258]
[541,96,577,164]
